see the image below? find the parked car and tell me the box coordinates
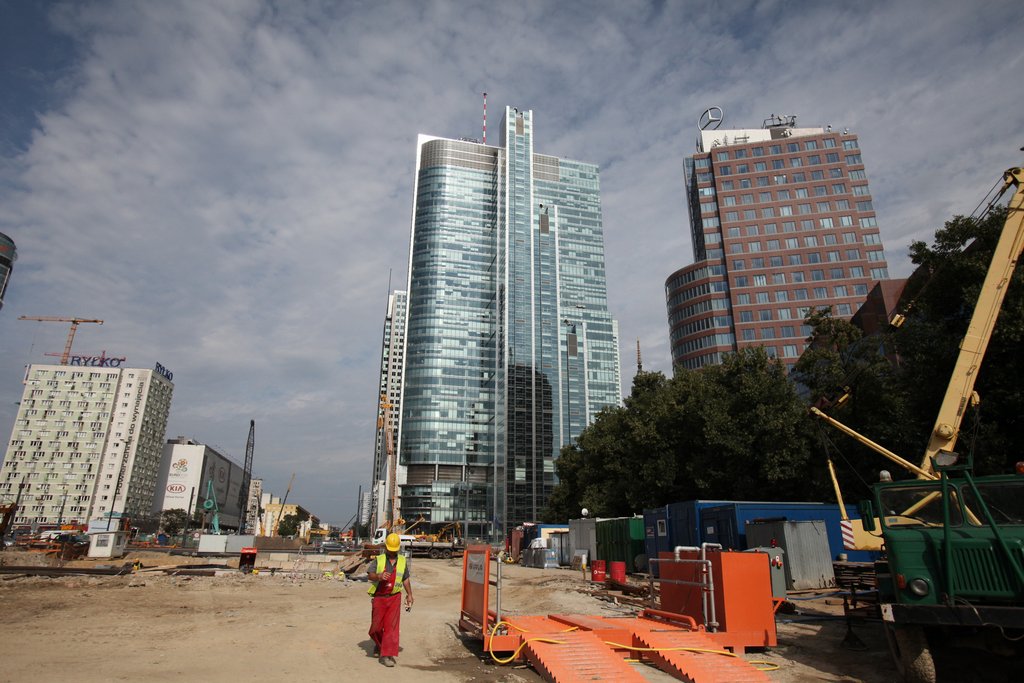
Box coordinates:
[317,542,346,554]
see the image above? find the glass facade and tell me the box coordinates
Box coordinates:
[0,231,15,310]
[369,290,406,531]
[398,108,621,540]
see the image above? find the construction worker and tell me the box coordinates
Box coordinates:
[367,532,414,667]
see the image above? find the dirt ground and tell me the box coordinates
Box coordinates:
[0,549,900,683]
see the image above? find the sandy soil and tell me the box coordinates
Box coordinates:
[0,549,899,683]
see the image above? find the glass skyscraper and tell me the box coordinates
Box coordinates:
[397,107,621,540]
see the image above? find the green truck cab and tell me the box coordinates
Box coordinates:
[859,458,1024,682]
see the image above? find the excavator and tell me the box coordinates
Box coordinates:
[812,166,1024,682]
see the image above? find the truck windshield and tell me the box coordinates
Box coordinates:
[962,481,1024,525]
[879,485,963,527]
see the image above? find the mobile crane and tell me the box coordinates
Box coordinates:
[813,166,1024,682]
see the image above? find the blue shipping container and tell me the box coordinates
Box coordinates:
[699,502,879,563]
[643,500,732,576]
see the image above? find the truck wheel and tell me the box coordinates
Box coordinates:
[885,624,936,683]
[443,549,452,559]
[429,548,440,559]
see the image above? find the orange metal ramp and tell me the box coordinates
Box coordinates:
[523,629,649,682]
[631,627,771,683]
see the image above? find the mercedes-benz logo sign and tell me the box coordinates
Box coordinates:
[698,106,724,131]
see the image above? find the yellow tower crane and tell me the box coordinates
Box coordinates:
[18,316,104,364]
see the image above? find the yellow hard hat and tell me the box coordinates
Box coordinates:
[385,533,401,552]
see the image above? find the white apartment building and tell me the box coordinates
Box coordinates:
[0,363,174,529]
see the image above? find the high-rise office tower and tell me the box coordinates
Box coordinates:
[666,114,890,370]
[1,364,173,529]
[0,232,16,311]
[398,106,621,540]
[370,290,407,532]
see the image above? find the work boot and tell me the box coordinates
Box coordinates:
[380,656,395,667]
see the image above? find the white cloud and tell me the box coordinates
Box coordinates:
[2,0,1022,523]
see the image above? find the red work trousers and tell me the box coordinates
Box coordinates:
[369,592,402,657]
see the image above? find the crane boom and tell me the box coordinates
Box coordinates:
[919,166,1024,474]
[237,420,255,534]
[272,473,296,536]
[18,316,104,364]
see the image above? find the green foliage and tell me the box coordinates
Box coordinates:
[895,206,1024,474]
[545,349,822,521]
[159,508,189,536]
[274,511,305,540]
[794,309,914,496]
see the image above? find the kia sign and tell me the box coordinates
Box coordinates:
[167,484,187,494]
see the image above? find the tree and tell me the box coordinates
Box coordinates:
[545,349,824,520]
[795,309,914,496]
[160,508,189,536]
[893,206,1024,474]
[673,348,821,501]
[276,509,310,537]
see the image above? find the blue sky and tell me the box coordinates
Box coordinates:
[1,0,1022,525]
